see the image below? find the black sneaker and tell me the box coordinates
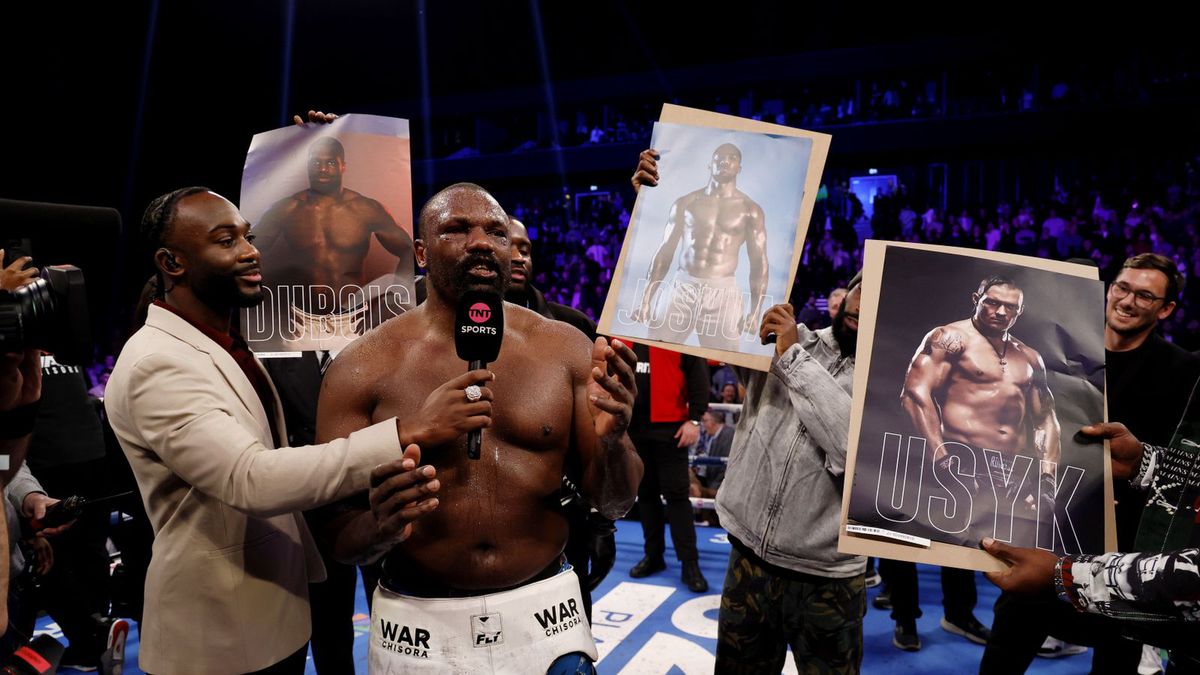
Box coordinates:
[940,615,991,645]
[893,621,921,652]
[872,588,892,610]
[681,560,708,593]
[60,646,99,672]
[629,556,666,578]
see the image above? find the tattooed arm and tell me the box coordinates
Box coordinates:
[901,326,964,461]
[1028,350,1061,467]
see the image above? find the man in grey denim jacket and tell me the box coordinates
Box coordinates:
[633,151,866,673]
[716,281,867,674]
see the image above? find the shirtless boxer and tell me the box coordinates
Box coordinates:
[631,144,769,351]
[253,136,414,350]
[901,275,1062,546]
[315,183,642,674]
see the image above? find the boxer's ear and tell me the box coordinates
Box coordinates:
[414,239,427,269]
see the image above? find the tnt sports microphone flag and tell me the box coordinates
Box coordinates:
[838,241,1114,573]
[238,114,415,357]
[456,290,504,364]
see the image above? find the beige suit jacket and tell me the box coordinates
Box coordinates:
[105,305,398,674]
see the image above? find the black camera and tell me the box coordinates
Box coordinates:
[0,265,91,366]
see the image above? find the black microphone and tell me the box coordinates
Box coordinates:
[3,635,64,674]
[455,289,504,460]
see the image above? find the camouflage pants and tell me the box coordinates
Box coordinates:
[716,544,865,675]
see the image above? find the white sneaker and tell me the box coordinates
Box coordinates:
[1138,644,1164,675]
[100,618,129,675]
[1036,637,1088,658]
[865,571,882,588]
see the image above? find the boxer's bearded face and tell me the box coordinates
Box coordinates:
[428,247,509,300]
[423,205,512,301]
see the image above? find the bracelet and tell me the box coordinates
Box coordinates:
[1053,557,1080,609]
[1130,443,1155,487]
[0,401,40,439]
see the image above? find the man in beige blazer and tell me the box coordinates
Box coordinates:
[105,187,473,674]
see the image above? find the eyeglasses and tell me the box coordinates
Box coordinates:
[1109,281,1168,308]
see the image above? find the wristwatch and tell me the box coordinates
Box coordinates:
[689,420,700,426]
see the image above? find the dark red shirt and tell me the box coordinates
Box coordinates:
[153,301,282,447]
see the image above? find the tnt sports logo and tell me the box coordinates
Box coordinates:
[471,612,503,647]
[468,303,491,323]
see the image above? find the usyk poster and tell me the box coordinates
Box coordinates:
[238,114,415,356]
[839,241,1115,572]
[598,104,830,371]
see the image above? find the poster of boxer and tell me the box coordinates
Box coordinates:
[238,114,415,356]
[598,105,830,371]
[839,241,1114,571]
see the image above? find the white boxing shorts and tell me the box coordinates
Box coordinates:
[368,566,597,674]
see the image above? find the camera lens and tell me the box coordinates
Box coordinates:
[0,277,55,354]
[0,266,90,365]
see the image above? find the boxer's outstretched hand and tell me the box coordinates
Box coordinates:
[405,369,494,447]
[1080,422,1143,480]
[589,337,636,443]
[631,149,660,192]
[981,537,1059,595]
[369,444,439,547]
[759,304,799,357]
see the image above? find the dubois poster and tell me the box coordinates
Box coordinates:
[239,114,415,355]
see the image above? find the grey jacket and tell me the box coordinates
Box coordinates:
[716,324,866,577]
[5,462,45,576]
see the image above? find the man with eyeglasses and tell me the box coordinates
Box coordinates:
[980,252,1200,674]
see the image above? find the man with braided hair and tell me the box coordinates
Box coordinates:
[104,187,474,674]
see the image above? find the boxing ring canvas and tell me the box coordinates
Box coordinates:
[839,241,1115,572]
[598,104,830,371]
[238,114,415,356]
